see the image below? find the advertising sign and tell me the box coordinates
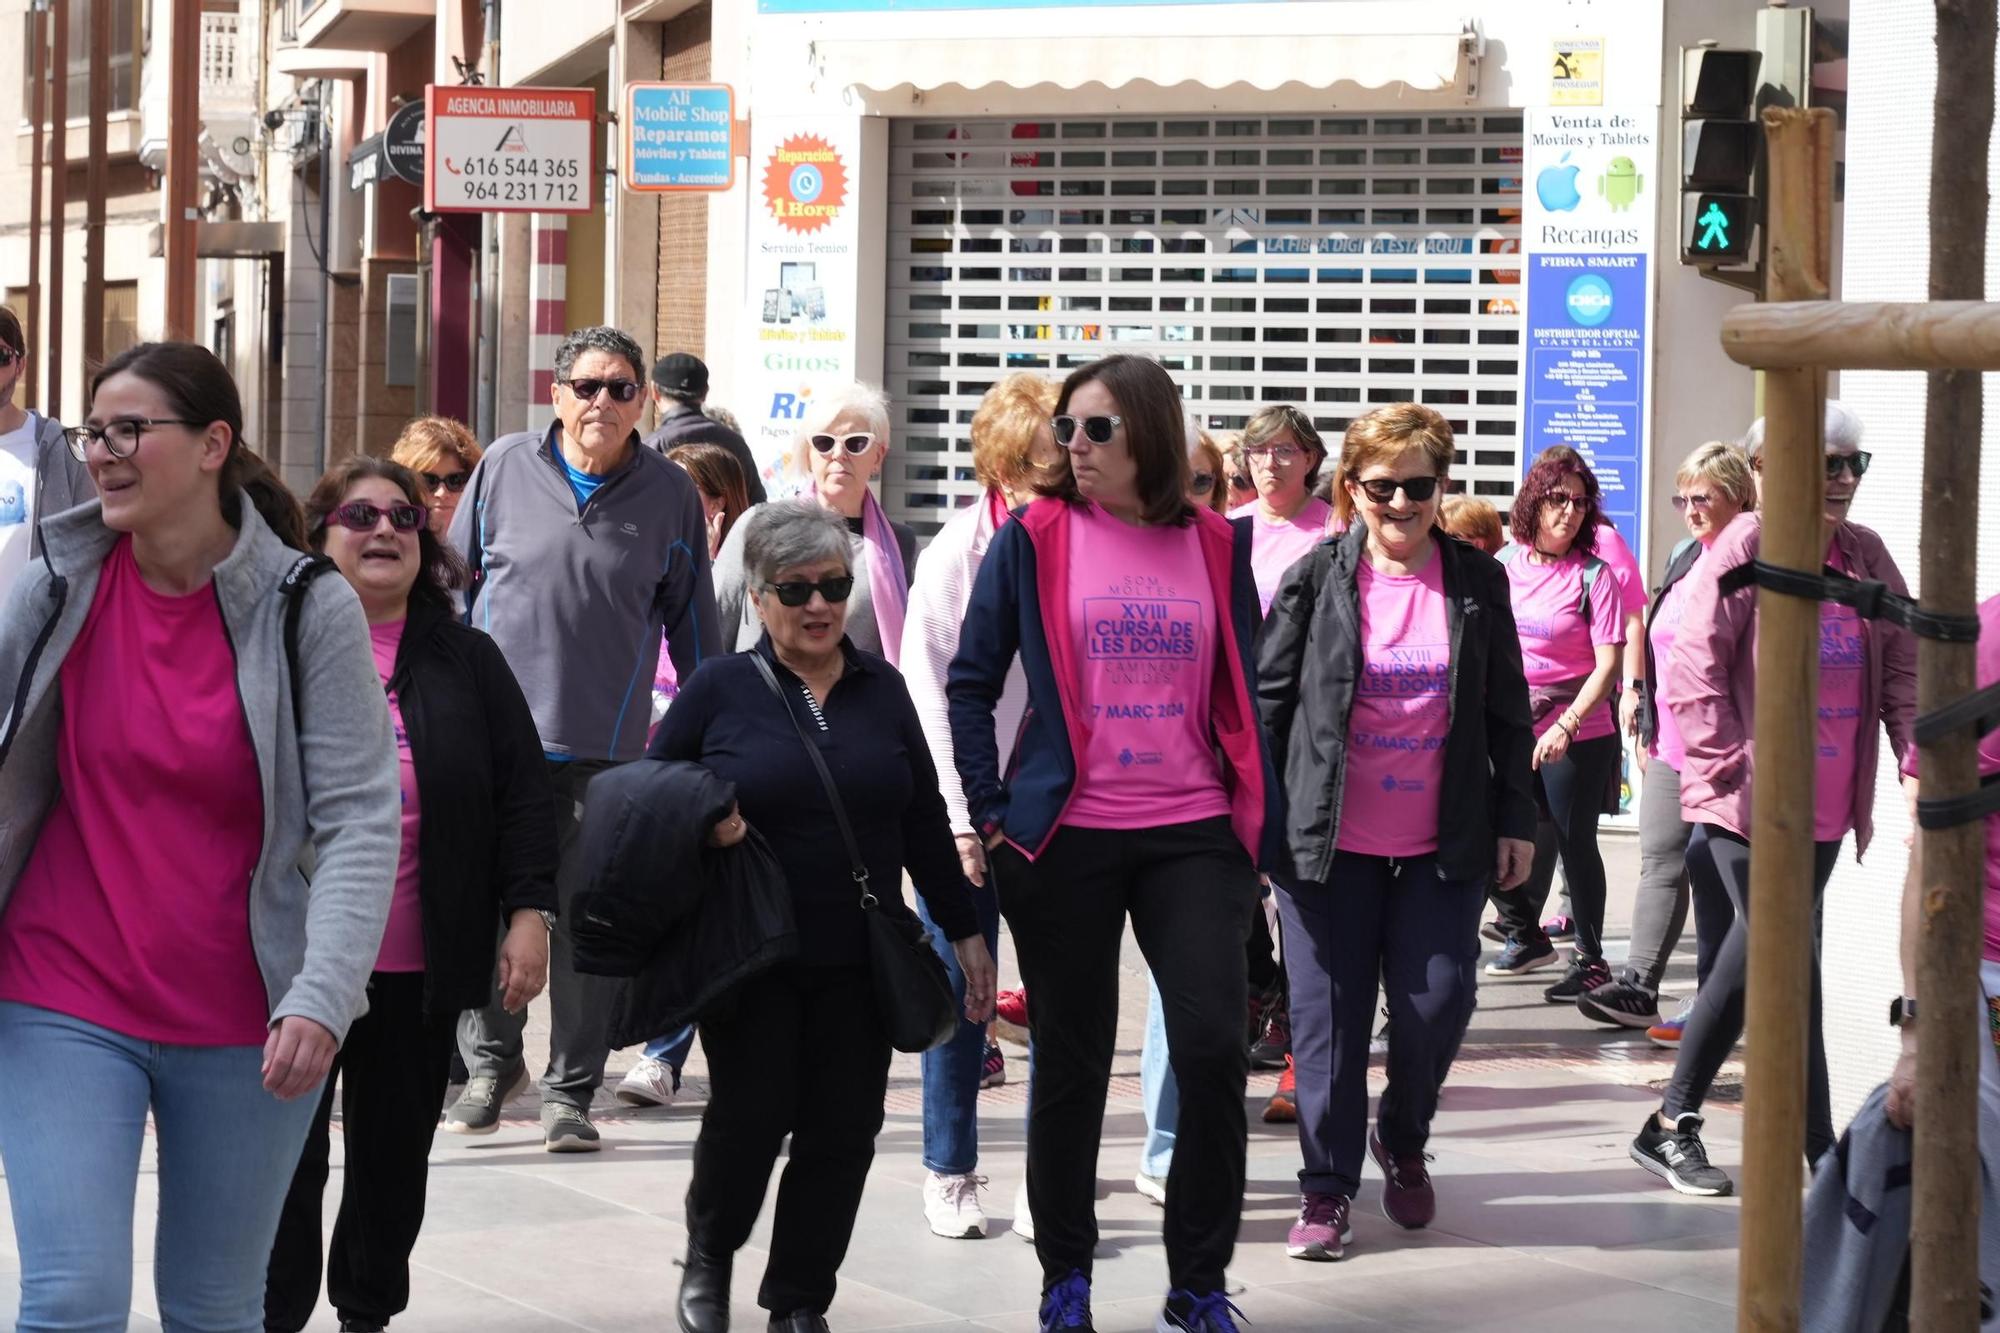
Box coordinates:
[625,83,735,192]
[1518,106,1658,555]
[739,118,864,496]
[383,99,426,187]
[425,85,596,214]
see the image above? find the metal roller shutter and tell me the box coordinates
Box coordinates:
[884,112,1527,535]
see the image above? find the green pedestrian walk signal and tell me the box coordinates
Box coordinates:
[1679,46,1761,268]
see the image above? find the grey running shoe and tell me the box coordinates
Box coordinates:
[441,1064,529,1136]
[543,1101,603,1153]
[1631,1112,1733,1196]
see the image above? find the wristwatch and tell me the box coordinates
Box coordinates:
[535,909,557,932]
[1889,995,1918,1029]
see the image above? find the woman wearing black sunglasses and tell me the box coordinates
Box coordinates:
[948,354,1278,1333]
[265,456,557,1333]
[390,415,483,538]
[713,383,918,662]
[653,500,992,1333]
[1257,403,1535,1261]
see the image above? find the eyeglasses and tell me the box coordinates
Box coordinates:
[1229,472,1252,492]
[420,470,471,494]
[0,348,21,367]
[1827,450,1873,479]
[1353,475,1441,505]
[326,501,427,533]
[1544,492,1589,512]
[561,377,643,404]
[809,433,876,456]
[1052,414,1123,447]
[1671,492,1716,512]
[64,418,200,462]
[1244,444,1305,464]
[1191,472,1216,495]
[762,575,855,607]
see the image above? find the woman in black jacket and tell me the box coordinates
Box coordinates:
[1257,403,1536,1262]
[653,501,993,1333]
[265,456,558,1333]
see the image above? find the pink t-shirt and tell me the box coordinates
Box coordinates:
[1065,503,1230,829]
[371,620,425,973]
[1814,548,1867,842]
[0,537,269,1045]
[1648,549,1703,771]
[1337,555,1451,858]
[1901,596,2000,959]
[1596,520,1648,619]
[1505,547,1625,741]
[1231,497,1336,616]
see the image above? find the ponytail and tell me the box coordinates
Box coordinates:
[225,444,308,552]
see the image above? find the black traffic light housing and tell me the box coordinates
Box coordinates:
[1679,46,1763,269]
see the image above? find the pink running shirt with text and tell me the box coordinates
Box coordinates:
[1337,555,1451,858]
[1813,545,1866,842]
[1504,547,1625,741]
[1231,497,1335,617]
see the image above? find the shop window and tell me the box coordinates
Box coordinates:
[21,0,142,122]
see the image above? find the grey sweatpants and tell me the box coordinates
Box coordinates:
[1623,760,1735,992]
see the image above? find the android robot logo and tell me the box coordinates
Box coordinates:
[1596,156,1645,212]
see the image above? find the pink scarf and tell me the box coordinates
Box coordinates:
[812,482,907,666]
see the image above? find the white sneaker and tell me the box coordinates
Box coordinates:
[614,1057,678,1108]
[922,1171,989,1239]
[1012,1178,1036,1243]
[1133,1170,1168,1207]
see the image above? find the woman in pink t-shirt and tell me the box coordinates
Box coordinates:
[1257,403,1537,1261]
[1487,446,1626,1001]
[1230,405,1338,618]
[0,343,401,1330]
[264,457,557,1333]
[946,354,1276,1333]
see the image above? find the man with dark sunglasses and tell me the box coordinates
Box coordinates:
[442,325,721,1154]
[643,351,767,505]
[0,306,91,599]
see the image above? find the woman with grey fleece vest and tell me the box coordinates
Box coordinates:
[0,342,401,1333]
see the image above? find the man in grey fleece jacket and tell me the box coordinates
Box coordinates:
[445,325,720,1151]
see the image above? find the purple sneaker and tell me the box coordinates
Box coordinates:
[1369,1127,1437,1229]
[1541,913,1576,941]
[1285,1191,1351,1261]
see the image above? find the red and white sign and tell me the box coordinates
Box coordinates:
[425,85,596,215]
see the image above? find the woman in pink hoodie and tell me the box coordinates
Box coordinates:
[1631,401,1915,1197]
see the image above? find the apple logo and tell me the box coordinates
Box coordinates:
[1537,152,1583,212]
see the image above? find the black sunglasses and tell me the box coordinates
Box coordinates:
[327,501,427,533]
[762,575,855,607]
[809,433,876,455]
[1827,451,1872,479]
[1052,414,1123,446]
[1191,472,1216,495]
[420,470,471,494]
[562,377,643,404]
[1229,472,1253,492]
[1353,475,1441,505]
[0,348,21,367]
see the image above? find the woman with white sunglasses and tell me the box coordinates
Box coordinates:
[714,383,917,660]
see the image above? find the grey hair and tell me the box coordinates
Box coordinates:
[554,326,647,386]
[742,500,853,588]
[1742,398,1864,460]
[798,382,892,442]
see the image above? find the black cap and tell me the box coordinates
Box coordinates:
[652,352,709,397]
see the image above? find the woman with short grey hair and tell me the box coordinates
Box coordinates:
[651,500,996,1333]
[712,383,918,660]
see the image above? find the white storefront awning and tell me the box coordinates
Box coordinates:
[810,21,1478,97]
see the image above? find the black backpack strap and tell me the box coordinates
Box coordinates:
[281,554,339,735]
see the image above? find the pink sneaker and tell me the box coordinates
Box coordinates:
[1369,1127,1436,1229]
[1541,913,1576,941]
[1285,1191,1351,1261]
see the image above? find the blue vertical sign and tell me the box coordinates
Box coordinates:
[624,83,736,192]
[1523,251,1648,542]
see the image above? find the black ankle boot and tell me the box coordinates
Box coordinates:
[767,1313,831,1333]
[677,1243,733,1333]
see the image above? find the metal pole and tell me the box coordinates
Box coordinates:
[1910,2,1995,1328]
[47,0,68,416]
[1735,104,1835,1333]
[164,0,201,340]
[475,0,500,442]
[26,1,46,411]
[81,0,109,369]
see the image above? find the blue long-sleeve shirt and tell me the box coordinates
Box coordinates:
[649,637,980,966]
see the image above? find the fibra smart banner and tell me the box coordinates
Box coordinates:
[1518,106,1659,557]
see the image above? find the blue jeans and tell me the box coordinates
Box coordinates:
[643,1024,696,1067]
[917,881,1002,1175]
[1140,974,1179,1178]
[0,1002,322,1332]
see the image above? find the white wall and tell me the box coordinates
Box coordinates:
[1824,1,2000,1126]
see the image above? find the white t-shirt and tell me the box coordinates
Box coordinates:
[0,414,45,599]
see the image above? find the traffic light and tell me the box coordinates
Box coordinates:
[1679,46,1762,267]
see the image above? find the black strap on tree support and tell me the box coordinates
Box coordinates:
[1717,558,1993,831]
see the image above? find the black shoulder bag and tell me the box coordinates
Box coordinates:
[749,652,959,1053]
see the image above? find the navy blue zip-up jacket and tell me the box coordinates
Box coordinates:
[945,498,1283,867]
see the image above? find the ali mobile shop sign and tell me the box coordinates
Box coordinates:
[425,86,596,214]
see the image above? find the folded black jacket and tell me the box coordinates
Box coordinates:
[570,758,798,1044]
[390,597,559,1016]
